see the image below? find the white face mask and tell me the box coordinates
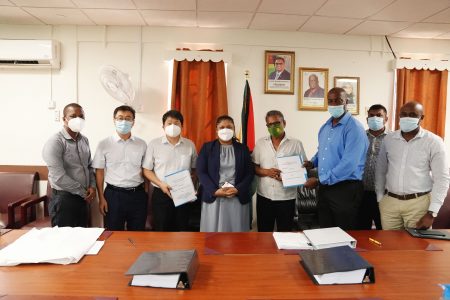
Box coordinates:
[67,117,85,133]
[164,124,181,137]
[218,128,234,142]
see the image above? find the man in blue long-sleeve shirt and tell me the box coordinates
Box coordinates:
[304,87,368,230]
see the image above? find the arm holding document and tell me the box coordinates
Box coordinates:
[303,153,319,189]
[164,170,196,207]
[143,168,172,198]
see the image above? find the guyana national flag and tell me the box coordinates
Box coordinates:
[240,79,255,152]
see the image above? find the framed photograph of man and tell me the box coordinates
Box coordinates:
[298,68,328,111]
[264,50,295,94]
[334,76,360,115]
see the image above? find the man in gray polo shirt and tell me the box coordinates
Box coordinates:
[42,103,96,227]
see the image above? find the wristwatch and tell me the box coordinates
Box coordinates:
[427,211,438,218]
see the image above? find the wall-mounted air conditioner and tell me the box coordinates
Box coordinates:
[0,39,60,69]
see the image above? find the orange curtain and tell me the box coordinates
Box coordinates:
[171,60,228,152]
[396,68,448,138]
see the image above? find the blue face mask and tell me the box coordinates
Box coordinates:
[115,120,133,134]
[367,116,385,131]
[399,117,419,133]
[328,105,345,118]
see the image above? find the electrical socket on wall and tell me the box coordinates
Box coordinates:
[54,110,60,122]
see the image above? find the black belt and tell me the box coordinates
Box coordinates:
[387,191,430,201]
[106,183,144,192]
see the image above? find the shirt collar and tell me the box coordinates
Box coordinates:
[326,112,351,126]
[113,132,135,142]
[162,135,183,146]
[264,133,290,143]
[60,127,80,141]
[367,128,389,138]
[393,127,424,140]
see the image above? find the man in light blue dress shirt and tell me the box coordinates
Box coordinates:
[304,87,368,230]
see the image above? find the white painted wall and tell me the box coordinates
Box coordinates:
[1,25,450,170]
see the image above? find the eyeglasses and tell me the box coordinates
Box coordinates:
[266,121,281,128]
[115,117,134,122]
[274,62,284,65]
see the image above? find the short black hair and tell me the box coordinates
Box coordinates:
[113,105,136,119]
[216,115,234,127]
[274,56,285,63]
[368,104,387,114]
[265,110,285,122]
[63,103,82,117]
[328,87,346,100]
[162,110,184,125]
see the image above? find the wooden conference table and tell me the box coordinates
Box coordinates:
[0,230,449,300]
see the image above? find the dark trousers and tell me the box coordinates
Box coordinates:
[357,190,382,230]
[152,187,191,231]
[104,185,148,231]
[49,189,88,227]
[317,180,363,230]
[256,194,295,232]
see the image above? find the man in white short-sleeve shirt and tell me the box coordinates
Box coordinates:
[143,110,197,231]
[375,101,449,230]
[93,105,147,231]
[252,110,306,232]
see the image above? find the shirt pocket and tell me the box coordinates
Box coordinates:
[178,154,191,170]
[410,148,430,170]
[126,150,144,167]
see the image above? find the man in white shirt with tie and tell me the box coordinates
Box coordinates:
[268,57,290,81]
[375,101,449,230]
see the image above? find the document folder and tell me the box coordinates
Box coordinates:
[303,227,357,249]
[299,245,375,285]
[406,227,450,241]
[126,249,199,289]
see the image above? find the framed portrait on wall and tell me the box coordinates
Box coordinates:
[264,50,295,94]
[334,76,360,115]
[298,68,328,111]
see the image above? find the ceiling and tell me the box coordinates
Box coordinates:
[1,0,450,39]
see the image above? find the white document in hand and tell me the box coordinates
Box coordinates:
[165,169,197,207]
[276,155,307,188]
[222,181,235,188]
[272,232,313,250]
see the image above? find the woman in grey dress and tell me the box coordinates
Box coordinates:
[196,115,254,232]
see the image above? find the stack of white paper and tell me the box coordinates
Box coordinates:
[273,232,313,250]
[0,227,104,266]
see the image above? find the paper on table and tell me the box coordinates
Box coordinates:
[276,155,308,188]
[165,169,197,207]
[0,227,104,266]
[313,269,367,285]
[86,240,105,255]
[131,274,180,288]
[273,232,313,250]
